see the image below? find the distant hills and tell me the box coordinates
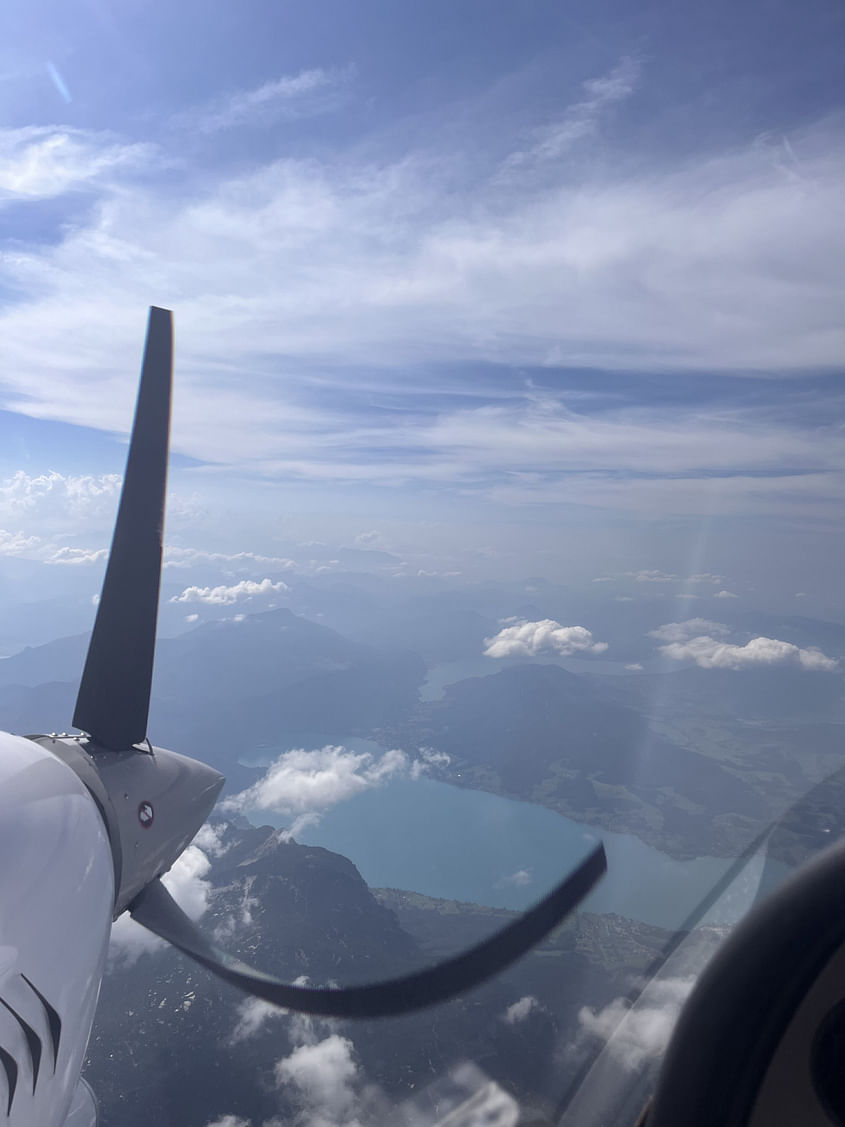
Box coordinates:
[2,599,843,858]
[390,662,770,859]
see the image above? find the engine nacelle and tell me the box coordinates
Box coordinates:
[0,731,114,1127]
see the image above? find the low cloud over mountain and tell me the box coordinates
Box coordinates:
[651,619,838,672]
[483,619,608,659]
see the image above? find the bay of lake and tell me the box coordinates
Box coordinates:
[241,738,785,930]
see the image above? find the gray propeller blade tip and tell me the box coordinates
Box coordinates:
[72,306,174,749]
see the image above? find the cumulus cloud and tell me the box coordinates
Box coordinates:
[687,573,725,585]
[191,823,230,858]
[410,748,451,780]
[0,529,41,556]
[203,1118,251,1127]
[222,745,407,834]
[502,995,540,1024]
[354,530,381,546]
[661,633,839,672]
[164,547,297,570]
[109,844,212,964]
[484,619,608,659]
[275,1034,359,1127]
[0,472,121,525]
[46,545,108,565]
[649,619,731,643]
[625,662,644,671]
[501,869,534,888]
[627,569,678,583]
[652,618,838,671]
[227,980,310,1045]
[714,590,739,599]
[170,577,288,605]
[578,977,695,1071]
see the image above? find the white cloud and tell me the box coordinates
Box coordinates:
[164,547,297,570]
[46,545,108,565]
[228,988,299,1046]
[627,569,677,583]
[503,995,540,1024]
[170,577,288,605]
[185,613,199,623]
[501,58,640,174]
[0,126,153,201]
[191,823,229,858]
[650,619,731,643]
[275,1034,359,1127]
[203,1118,251,1127]
[714,590,739,599]
[0,528,41,556]
[109,844,212,964]
[502,869,533,888]
[188,68,352,134]
[354,530,381,546]
[625,662,644,671]
[652,620,838,671]
[660,633,839,672]
[410,748,451,780]
[230,998,287,1045]
[222,745,407,831]
[483,619,608,658]
[0,472,121,526]
[578,977,695,1071]
[2,88,845,526]
[688,573,726,585]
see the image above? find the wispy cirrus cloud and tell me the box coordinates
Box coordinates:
[0,126,154,201]
[2,66,845,522]
[183,67,354,134]
[501,56,640,175]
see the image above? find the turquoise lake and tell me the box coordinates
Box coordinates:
[242,738,786,930]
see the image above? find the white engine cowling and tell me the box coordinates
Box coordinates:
[0,732,113,1127]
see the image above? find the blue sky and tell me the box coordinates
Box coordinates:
[1,0,844,606]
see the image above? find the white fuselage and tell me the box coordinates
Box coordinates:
[0,731,113,1126]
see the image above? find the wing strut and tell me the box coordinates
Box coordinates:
[73,307,173,750]
[130,843,607,1018]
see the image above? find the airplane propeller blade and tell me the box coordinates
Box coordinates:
[73,307,173,750]
[130,842,607,1018]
